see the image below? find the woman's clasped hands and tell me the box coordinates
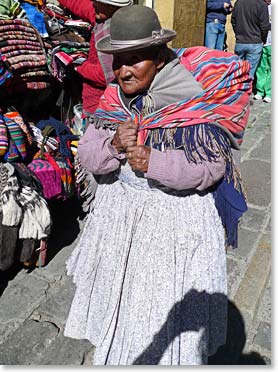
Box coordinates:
[112,117,151,173]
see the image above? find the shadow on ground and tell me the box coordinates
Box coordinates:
[208,301,267,365]
[0,262,23,297]
[46,196,85,265]
[131,290,266,365]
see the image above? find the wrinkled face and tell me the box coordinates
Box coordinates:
[112,48,164,96]
[93,1,118,22]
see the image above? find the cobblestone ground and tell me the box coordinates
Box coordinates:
[0,98,271,365]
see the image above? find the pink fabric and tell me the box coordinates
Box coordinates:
[28,159,62,199]
[78,125,225,191]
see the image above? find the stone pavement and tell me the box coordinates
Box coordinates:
[0,98,271,365]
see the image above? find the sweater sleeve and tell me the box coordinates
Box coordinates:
[145,147,225,191]
[58,0,96,24]
[78,125,125,174]
[75,59,106,87]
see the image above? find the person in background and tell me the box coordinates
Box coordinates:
[63,5,250,365]
[254,0,271,103]
[205,0,233,51]
[231,0,270,80]
[58,0,133,121]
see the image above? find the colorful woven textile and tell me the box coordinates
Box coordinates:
[50,41,89,82]
[0,19,50,92]
[43,153,75,199]
[4,111,33,145]
[27,158,62,199]
[36,116,78,161]
[4,138,20,162]
[94,46,252,148]
[0,53,12,85]
[4,114,27,159]
[0,113,8,156]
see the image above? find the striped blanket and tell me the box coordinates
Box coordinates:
[94,46,252,147]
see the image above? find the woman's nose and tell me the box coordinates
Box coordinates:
[119,65,132,79]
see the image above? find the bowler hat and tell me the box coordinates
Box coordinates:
[96,0,133,6]
[96,5,176,54]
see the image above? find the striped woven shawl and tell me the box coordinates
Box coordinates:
[94,46,252,147]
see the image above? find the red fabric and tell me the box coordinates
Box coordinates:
[58,0,107,114]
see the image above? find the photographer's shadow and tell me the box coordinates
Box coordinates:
[132,289,266,365]
[208,300,267,365]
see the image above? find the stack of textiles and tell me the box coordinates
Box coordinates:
[50,41,89,82]
[0,19,52,94]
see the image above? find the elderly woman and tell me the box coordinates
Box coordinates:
[64,5,251,365]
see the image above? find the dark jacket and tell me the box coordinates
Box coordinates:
[206,0,232,25]
[231,0,271,44]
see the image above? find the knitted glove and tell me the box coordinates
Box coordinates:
[1,173,22,226]
[17,186,52,240]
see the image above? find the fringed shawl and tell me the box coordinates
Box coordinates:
[92,46,251,248]
[94,46,252,147]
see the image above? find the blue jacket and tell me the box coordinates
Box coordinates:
[206,0,232,25]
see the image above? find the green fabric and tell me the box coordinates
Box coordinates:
[0,0,25,19]
[255,45,272,98]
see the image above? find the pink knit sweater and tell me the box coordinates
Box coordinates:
[78,125,225,191]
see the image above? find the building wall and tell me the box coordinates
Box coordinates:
[172,0,206,47]
[134,0,206,48]
[225,0,236,52]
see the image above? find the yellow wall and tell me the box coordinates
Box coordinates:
[172,0,206,47]
[154,0,175,31]
[135,0,207,48]
[226,1,236,52]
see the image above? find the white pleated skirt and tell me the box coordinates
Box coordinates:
[64,169,227,365]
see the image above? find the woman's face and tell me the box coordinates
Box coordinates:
[113,48,164,96]
[93,1,117,22]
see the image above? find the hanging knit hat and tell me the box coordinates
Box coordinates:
[30,124,59,154]
[4,111,33,146]
[0,167,22,226]
[17,185,52,240]
[36,117,78,161]
[0,163,9,203]
[4,114,27,160]
[0,53,12,86]
[27,158,62,200]
[4,137,21,162]
[0,113,8,156]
